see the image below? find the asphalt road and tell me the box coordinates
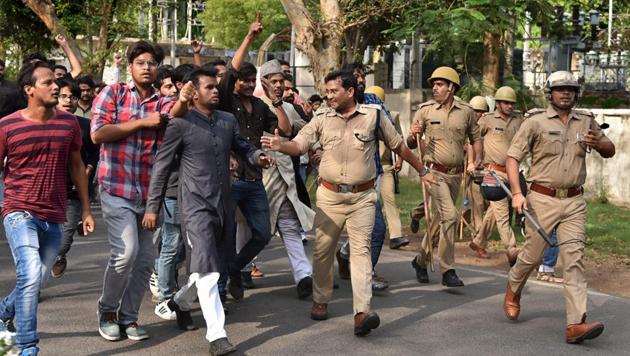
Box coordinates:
[1,206,628,355]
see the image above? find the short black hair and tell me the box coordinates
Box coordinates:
[126,40,165,64]
[278,59,290,67]
[172,63,198,84]
[77,75,95,88]
[324,70,358,93]
[53,64,68,73]
[189,67,218,88]
[17,61,52,98]
[155,66,174,88]
[22,53,48,65]
[341,62,366,74]
[56,78,80,98]
[308,94,322,103]
[236,62,257,81]
[283,73,294,82]
[0,59,5,67]
[209,59,227,67]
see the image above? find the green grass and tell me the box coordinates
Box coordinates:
[308,176,630,258]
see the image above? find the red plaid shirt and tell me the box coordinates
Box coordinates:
[91,83,175,200]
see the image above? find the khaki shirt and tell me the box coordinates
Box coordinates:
[413,99,481,167]
[293,104,403,185]
[479,110,524,166]
[507,106,608,188]
[379,111,402,165]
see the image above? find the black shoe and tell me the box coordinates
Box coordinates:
[442,270,464,287]
[167,299,198,331]
[51,255,67,278]
[208,337,237,356]
[389,237,410,250]
[297,276,313,299]
[410,215,420,234]
[241,271,255,289]
[411,257,429,283]
[228,273,244,300]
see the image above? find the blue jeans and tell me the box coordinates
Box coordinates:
[228,180,272,274]
[155,198,184,301]
[542,229,559,267]
[0,211,62,355]
[371,201,386,269]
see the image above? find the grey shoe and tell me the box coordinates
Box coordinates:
[120,322,149,341]
[209,337,237,356]
[371,274,389,292]
[98,312,121,341]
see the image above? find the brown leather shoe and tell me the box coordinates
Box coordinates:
[566,316,604,344]
[310,302,328,321]
[469,241,490,259]
[336,249,351,280]
[354,311,380,336]
[503,283,521,321]
[506,249,519,267]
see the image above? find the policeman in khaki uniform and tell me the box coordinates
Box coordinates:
[469,87,522,265]
[504,71,615,344]
[262,70,433,336]
[465,96,490,254]
[407,67,482,287]
[364,85,409,250]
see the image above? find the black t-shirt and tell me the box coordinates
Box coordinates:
[218,68,278,180]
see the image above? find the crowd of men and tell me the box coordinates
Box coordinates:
[0,14,616,356]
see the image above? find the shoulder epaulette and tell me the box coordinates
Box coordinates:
[574,109,594,118]
[362,103,381,110]
[417,100,435,109]
[524,108,545,118]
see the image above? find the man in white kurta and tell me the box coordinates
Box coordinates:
[259,60,315,298]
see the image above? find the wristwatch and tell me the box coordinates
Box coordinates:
[272,99,283,107]
[419,167,430,177]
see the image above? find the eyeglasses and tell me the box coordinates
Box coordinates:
[59,94,78,102]
[133,60,158,68]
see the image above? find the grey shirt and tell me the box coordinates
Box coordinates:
[146,108,263,273]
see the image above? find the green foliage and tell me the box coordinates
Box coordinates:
[199,0,290,50]
[388,0,554,64]
[0,0,55,77]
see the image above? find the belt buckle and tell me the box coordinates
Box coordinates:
[447,167,457,174]
[555,188,568,198]
[337,184,352,193]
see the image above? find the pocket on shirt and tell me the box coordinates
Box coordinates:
[540,132,563,156]
[321,134,340,151]
[352,129,374,150]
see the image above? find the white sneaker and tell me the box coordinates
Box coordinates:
[154,300,176,321]
[149,272,159,298]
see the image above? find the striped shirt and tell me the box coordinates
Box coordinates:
[0,109,82,223]
[91,83,175,200]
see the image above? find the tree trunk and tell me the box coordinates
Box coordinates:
[503,15,516,79]
[482,31,500,95]
[22,0,84,63]
[94,0,116,80]
[280,0,344,93]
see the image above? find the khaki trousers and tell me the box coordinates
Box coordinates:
[508,191,587,325]
[466,182,488,234]
[380,165,403,239]
[473,198,517,254]
[312,186,377,314]
[419,171,461,272]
